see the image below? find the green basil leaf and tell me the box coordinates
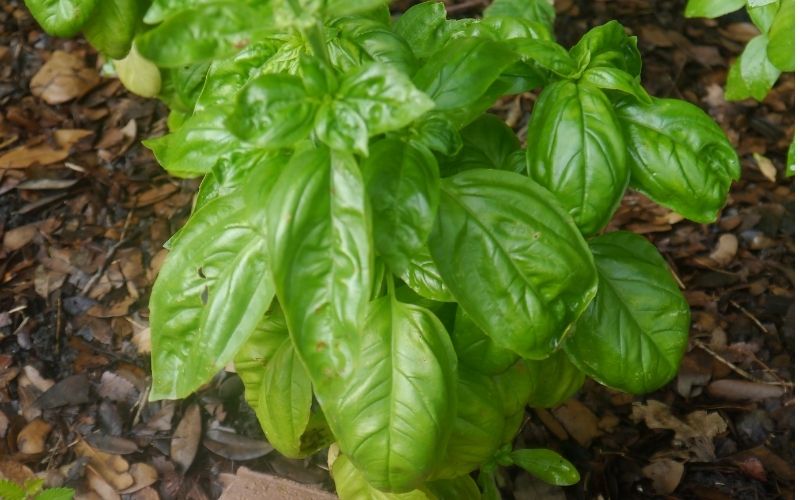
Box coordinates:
[413,37,518,110]
[477,16,553,42]
[267,147,372,399]
[452,307,518,376]
[570,21,642,77]
[256,337,314,458]
[331,297,457,492]
[136,2,270,67]
[526,349,585,408]
[787,140,795,176]
[429,169,598,359]
[330,451,432,500]
[477,468,501,500]
[527,81,628,235]
[398,245,455,303]
[317,63,434,154]
[364,139,439,276]
[83,0,145,59]
[426,476,481,500]
[510,449,579,486]
[144,110,243,177]
[0,479,25,500]
[565,231,690,394]
[150,171,278,399]
[113,44,161,98]
[493,361,532,442]
[432,368,506,480]
[440,114,524,177]
[725,35,781,101]
[685,0,746,17]
[580,66,652,104]
[616,97,740,222]
[234,310,289,409]
[484,0,556,27]
[326,0,389,18]
[329,18,416,75]
[408,112,464,157]
[511,38,578,78]
[227,73,317,149]
[747,1,780,32]
[392,1,470,59]
[163,62,210,113]
[24,0,97,37]
[766,0,794,71]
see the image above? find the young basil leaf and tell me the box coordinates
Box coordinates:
[24,0,97,37]
[477,16,553,42]
[569,21,642,77]
[685,0,746,17]
[113,44,161,98]
[564,231,690,394]
[725,35,781,101]
[616,97,740,222]
[510,449,580,486]
[331,297,457,492]
[526,349,585,408]
[510,38,578,79]
[144,110,243,177]
[83,0,146,59]
[483,0,556,28]
[431,368,506,480]
[747,0,780,32]
[477,468,501,500]
[392,1,470,59]
[136,2,270,67]
[452,307,518,376]
[329,18,416,75]
[580,66,652,104]
[316,63,434,154]
[329,451,432,500]
[766,0,794,71]
[440,114,524,177]
[413,37,518,110]
[527,81,628,235]
[429,169,598,359]
[227,73,318,149]
[164,62,211,113]
[398,245,455,303]
[408,112,464,157]
[266,147,372,399]
[150,172,278,400]
[234,311,289,410]
[363,139,440,276]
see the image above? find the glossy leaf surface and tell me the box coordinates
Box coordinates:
[510,449,580,486]
[440,114,525,177]
[565,231,690,394]
[24,0,97,36]
[526,349,585,408]
[83,0,144,58]
[617,97,740,222]
[726,35,781,100]
[429,169,598,359]
[527,81,628,235]
[766,0,794,71]
[685,0,746,17]
[451,307,518,375]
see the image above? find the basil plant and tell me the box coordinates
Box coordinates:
[26,0,740,496]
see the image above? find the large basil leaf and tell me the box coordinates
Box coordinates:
[331,297,457,492]
[136,2,270,67]
[150,161,283,399]
[569,21,642,77]
[476,16,552,42]
[428,169,598,359]
[580,66,651,104]
[493,361,532,442]
[24,0,97,37]
[432,368,506,480]
[726,35,781,101]
[83,0,145,58]
[616,97,740,222]
[440,114,525,177]
[329,18,416,75]
[527,81,628,235]
[266,146,372,399]
[685,0,746,17]
[483,0,555,28]
[364,139,439,276]
[526,349,585,408]
[426,476,480,500]
[511,38,578,79]
[234,311,289,409]
[316,63,434,155]
[766,0,794,71]
[161,62,210,113]
[413,37,518,111]
[564,231,690,394]
[227,73,317,149]
[510,449,580,486]
[392,1,474,59]
[452,307,518,376]
[330,451,431,500]
[398,245,455,303]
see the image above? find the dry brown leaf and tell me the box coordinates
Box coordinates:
[642,459,684,494]
[3,223,38,251]
[119,463,159,494]
[0,410,8,439]
[753,153,777,182]
[36,374,90,409]
[632,400,727,461]
[17,418,52,454]
[707,379,786,401]
[204,428,273,461]
[0,129,93,168]
[98,371,138,403]
[709,233,738,266]
[74,439,134,491]
[87,296,136,318]
[171,403,202,472]
[0,460,34,483]
[30,50,101,104]
[551,400,601,446]
[131,487,161,500]
[86,465,122,500]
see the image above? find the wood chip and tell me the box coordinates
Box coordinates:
[709,233,739,266]
[642,459,684,494]
[707,379,786,401]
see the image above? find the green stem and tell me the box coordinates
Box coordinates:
[387,271,396,301]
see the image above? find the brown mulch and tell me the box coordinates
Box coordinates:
[0,0,793,499]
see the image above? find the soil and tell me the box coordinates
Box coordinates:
[0,0,793,499]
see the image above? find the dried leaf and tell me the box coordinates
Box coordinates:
[551,400,601,446]
[30,51,101,104]
[707,379,786,401]
[632,400,727,461]
[642,459,684,494]
[171,404,202,473]
[203,428,273,461]
[36,374,90,409]
[709,233,738,266]
[753,153,777,182]
[119,463,159,494]
[17,418,52,454]
[0,129,93,168]
[3,224,38,251]
[74,439,134,491]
